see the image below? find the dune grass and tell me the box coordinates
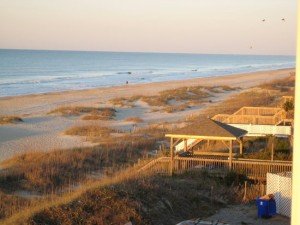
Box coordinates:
[49,106,116,120]
[110,85,240,113]
[65,125,113,138]
[0,142,150,196]
[124,117,144,123]
[0,122,162,195]
[0,192,37,221]
[24,169,261,225]
[259,72,295,93]
[2,167,254,225]
[0,116,23,125]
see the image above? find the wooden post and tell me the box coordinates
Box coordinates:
[229,140,233,170]
[170,137,174,176]
[271,136,274,161]
[242,181,248,203]
[239,138,243,155]
[184,139,188,152]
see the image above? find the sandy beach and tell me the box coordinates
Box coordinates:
[0,68,294,161]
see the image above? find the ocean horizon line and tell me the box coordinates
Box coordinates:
[0,48,296,57]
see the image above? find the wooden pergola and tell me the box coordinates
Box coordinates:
[165,118,247,174]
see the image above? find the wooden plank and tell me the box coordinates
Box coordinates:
[193,151,237,157]
[165,134,236,141]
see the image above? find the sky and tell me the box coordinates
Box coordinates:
[0,0,297,55]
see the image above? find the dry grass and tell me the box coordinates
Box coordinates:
[140,86,212,107]
[259,72,295,93]
[124,117,144,123]
[0,116,23,125]
[26,170,261,225]
[0,140,151,196]
[0,192,33,220]
[187,74,295,122]
[81,108,116,120]
[64,125,117,143]
[110,85,239,113]
[187,89,280,122]
[0,155,151,224]
[64,121,169,147]
[164,103,190,113]
[0,149,103,194]
[65,125,113,137]
[109,97,131,108]
[0,161,264,225]
[49,106,116,120]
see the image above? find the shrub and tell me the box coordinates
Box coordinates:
[125,117,144,123]
[0,116,23,125]
[224,171,247,186]
[283,100,294,112]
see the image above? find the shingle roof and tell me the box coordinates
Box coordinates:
[169,118,247,138]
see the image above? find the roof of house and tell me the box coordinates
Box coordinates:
[166,118,247,139]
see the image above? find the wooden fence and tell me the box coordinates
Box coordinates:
[213,107,287,125]
[138,157,292,180]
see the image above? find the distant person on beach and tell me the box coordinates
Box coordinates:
[126,81,128,84]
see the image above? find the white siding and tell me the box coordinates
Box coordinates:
[229,124,291,137]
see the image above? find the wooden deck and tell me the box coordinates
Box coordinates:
[138,156,292,181]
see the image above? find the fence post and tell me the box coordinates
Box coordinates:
[169,137,174,176]
[229,140,233,170]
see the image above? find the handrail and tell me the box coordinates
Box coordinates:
[138,156,292,180]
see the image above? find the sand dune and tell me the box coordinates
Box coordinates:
[0,68,294,161]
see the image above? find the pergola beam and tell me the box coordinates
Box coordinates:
[221,140,231,151]
[165,134,236,141]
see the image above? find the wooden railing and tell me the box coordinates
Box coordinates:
[235,107,282,116]
[138,157,170,174]
[231,160,292,180]
[212,107,287,125]
[138,156,292,180]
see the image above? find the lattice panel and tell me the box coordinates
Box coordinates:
[267,172,292,217]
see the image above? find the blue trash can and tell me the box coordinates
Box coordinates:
[256,197,277,218]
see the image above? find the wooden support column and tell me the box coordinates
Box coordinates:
[169,137,174,176]
[239,138,243,155]
[229,140,233,170]
[184,139,188,152]
[271,136,274,161]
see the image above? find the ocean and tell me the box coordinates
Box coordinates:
[0,49,295,97]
